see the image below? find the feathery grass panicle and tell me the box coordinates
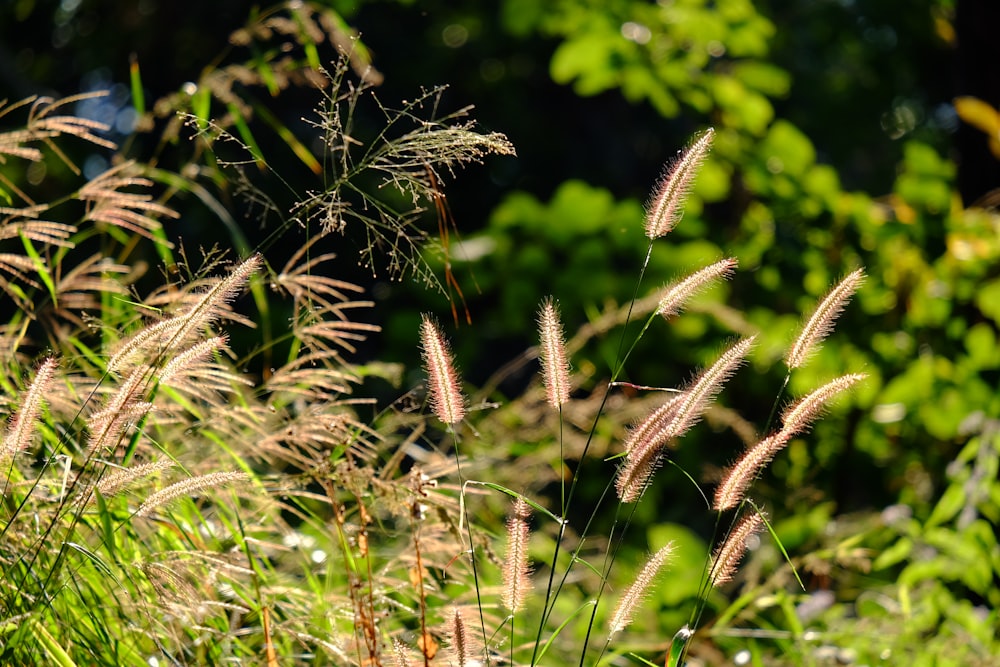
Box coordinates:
[710,512,764,587]
[419,314,465,425]
[617,336,756,503]
[156,336,228,385]
[136,471,251,517]
[448,607,471,667]
[785,268,865,369]
[781,373,868,436]
[657,258,738,319]
[501,498,533,613]
[108,316,186,373]
[714,432,793,512]
[391,638,415,667]
[715,374,866,511]
[87,367,153,454]
[1,356,58,459]
[538,298,571,409]
[79,161,180,241]
[622,393,684,454]
[90,460,175,503]
[609,542,675,635]
[172,254,262,346]
[645,128,714,239]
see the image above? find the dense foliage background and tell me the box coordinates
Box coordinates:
[2,0,998,664]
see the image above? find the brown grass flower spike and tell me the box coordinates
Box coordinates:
[786,268,865,369]
[710,512,763,587]
[538,297,571,409]
[609,542,674,635]
[419,314,465,424]
[448,607,471,667]
[501,498,533,613]
[645,128,714,239]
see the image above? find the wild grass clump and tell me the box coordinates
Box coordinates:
[0,8,869,665]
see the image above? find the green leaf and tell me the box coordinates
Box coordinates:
[975,277,1000,325]
[873,536,914,570]
[30,619,78,667]
[19,232,57,305]
[129,54,145,116]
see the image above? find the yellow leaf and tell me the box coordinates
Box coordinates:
[954,96,1000,136]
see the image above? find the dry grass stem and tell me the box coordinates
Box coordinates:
[785,268,865,369]
[609,542,675,635]
[538,298,571,409]
[419,315,465,425]
[645,128,714,239]
[501,498,533,613]
[136,471,251,517]
[657,258,738,319]
[711,512,764,587]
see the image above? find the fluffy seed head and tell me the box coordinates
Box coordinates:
[786,268,865,369]
[781,373,867,436]
[1,357,58,459]
[136,471,251,517]
[713,432,792,512]
[501,498,533,612]
[645,128,715,239]
[710,512,763,587]
[657,258,738,319]
[617,337,756,502]
[609,542,675,635]
[538,298,571,409]
[419,315,465,424]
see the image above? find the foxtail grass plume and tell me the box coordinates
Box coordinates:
[617,336,756,503]
[87,367,154,454]
[713,432,793,512]
[645,128,714,239]
[715,373,867,511]
[710,512,763,587]
[785,268,865,369]
[391,639,415,667]
[781,372,868,436]
[136,471,250,517]
[91,460,175,503]
[657,258,738,319]
[448,607,471,667]
[538,298,571,409]
[501,498,533,612]
[172,254,262,348]
[1,357,58,459]
[419,315,465,425]
[609,542,675,635]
